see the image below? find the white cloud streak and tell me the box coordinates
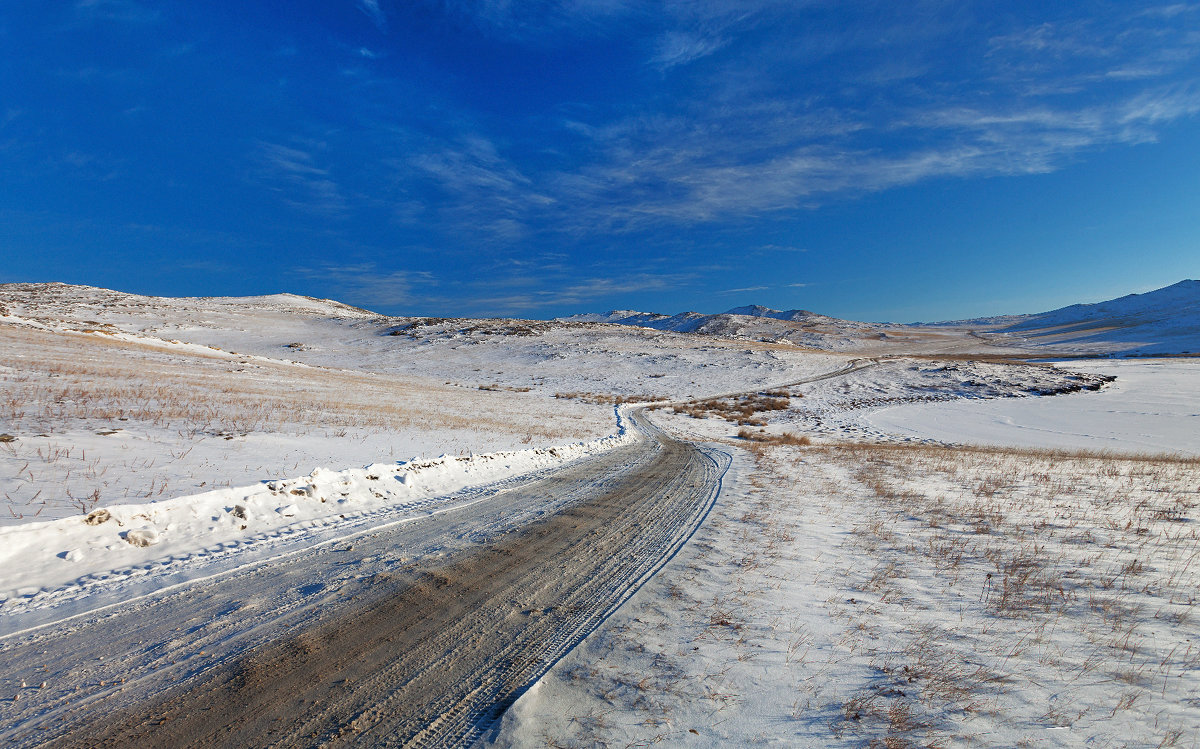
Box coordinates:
[257,142,349,218]
[466,272,689,313]
[357,0,387,30]
[650,30,727,69]
[74,0,160,24]
[304,3,1200,242]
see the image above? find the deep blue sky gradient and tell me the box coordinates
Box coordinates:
[1,1,1197,320]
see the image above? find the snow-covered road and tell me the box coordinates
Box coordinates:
[0,410,729,748]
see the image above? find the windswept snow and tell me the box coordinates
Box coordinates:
[496,441,1200,748]
[0,282,848,400]
[0,320,613,526]
[558,306,903,350]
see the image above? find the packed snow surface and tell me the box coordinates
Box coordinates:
[495,437,1200,747]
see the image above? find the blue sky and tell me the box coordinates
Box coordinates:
[1,1,1197,321]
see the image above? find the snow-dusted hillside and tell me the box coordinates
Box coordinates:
[982,279,1200,355]
[1009,280,1200,331]
[0,283,849,402]
[560,306,928,351]
[0,281,377,322]
[925,280,1200,356]
[566,280,1200,356]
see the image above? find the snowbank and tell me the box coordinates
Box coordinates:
[0,407,638,604]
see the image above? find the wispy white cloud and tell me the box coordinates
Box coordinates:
[275,2,1200,245]
[292,263,437,309]
[256,141,348,218]
[650,30,727,70]
[402,133,554,241]
[433,0,634,39]
[387,87,1199,239]
[74,0,160,24]
[357,0,387,30]
[465,272,690,313]
[520,0,1200,230]
[987,22,1110,58]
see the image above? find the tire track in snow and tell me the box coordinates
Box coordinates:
[5,412,728,748]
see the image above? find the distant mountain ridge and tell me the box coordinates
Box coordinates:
[4,279,1197,356]
[979,279,1200,355]
[1006,280,1200,331]
[562,280,1200,355]
[561,305,830,327]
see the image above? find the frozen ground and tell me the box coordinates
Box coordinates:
[488,353,1200,747]
[646,357,1115,446]
[0,425,635,611]
[0,284,842,629]
[868,359,1200,455]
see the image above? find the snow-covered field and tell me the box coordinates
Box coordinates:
[2,282,1198,746]
[0,282,849,401]
[0,424,636,613]
[868,359,1200,455]
[498,440,1200,747]
[0,321,613,526]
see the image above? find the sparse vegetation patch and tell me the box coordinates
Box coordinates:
[670,390,797,425]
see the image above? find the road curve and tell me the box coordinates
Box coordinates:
[0,411,728,748]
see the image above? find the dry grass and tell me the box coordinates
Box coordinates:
[478,384,532,392]
[736,428,812,446]
[499,387,1200,745]
[554,391,668,405]
[0,323,606,520]
[816,442,1200,744]
[670,390,798,425]
[0,324,588,438]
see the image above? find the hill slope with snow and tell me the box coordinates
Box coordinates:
[566,280,1200,356]
[559,306,913,351]
[5,279,1196,360]
[979,280,1200,356]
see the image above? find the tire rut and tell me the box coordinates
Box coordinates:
[46,419,727,748]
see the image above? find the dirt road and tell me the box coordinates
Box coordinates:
[0,413,728,747]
